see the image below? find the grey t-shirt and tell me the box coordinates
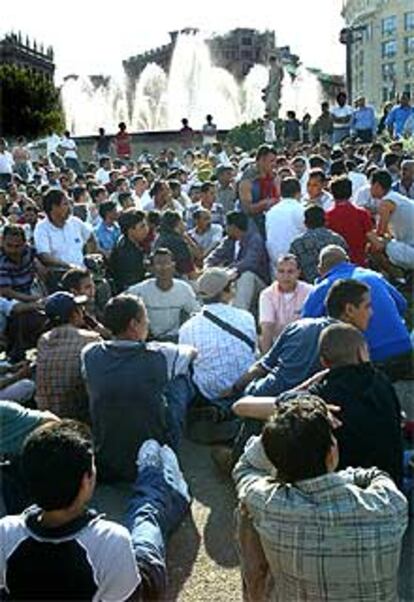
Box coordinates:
[0,401,47,455]
[128,279,200,339]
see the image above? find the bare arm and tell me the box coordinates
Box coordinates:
[376,200,395,237]
[239,180,269,216]
[259,322,276,354]
[0,286,40,302]
[232,396,276,420]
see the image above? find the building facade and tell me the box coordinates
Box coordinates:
[0,32,55,81]
[342,0,414,107]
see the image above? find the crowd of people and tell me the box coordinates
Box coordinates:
[0,92,413,600]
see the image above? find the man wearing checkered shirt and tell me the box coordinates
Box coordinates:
[233,395,408,601]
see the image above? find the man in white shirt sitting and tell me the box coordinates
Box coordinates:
[34,189,96,290]
[128,248,199,342]
[265,178,305,266]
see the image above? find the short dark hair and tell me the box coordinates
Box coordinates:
[330,160,347,177]
[61,268,91,293]
[103,294,145,335]
[256,144,276,160]
[384,152,401,169]
[308,168,326,183]
[90,186,106,202]
[304,205,325,228]
[226,210,249,231]
[200,181,214,194]
[72,186,86,202]
[159,210,181,232]
[281,177,301,198]
[43,188,66,216]
[325,279,369,318]
[262,395,333,482]
[118,209,146,236]
[99,200,117,219]
[3,224,26,240]
[22,420,93,511]
[330,176,352,200]
[319,323,367,367]
[308,155,327,170]
[371,169,392,192]
[151,247,174,262]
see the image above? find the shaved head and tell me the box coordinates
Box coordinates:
[318,245,349,275]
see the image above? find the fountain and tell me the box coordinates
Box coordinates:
[61,31,325,135]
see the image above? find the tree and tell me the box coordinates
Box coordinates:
[0,64,64,138]
[226,118,284,151]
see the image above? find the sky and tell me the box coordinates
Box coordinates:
[2,0,345,83]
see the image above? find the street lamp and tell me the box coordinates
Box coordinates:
[339,25,367,103]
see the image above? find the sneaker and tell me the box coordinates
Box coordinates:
[160,445,191,503]
[136,439,162,469]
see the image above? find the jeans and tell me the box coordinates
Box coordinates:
[125,465,189,599]
[164,375,195,450]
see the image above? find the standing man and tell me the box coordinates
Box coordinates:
[312,102,334,144]
[215,164,235,214]
[114,122,131,161]
[331,92,353,144]
[202,114,218,149]
[351,96,376,142]
[386,92,414,138]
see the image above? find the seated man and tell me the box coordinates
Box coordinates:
[36,292,101,422]
[205,211,269,312]
[188,208,223,263]
[325,176,373,267]
[0,224,47,360]
[289,205,348,283]
[259,254,313,353]
[368,169,414,271]
[233,395,408,601]
[128,248,199,342]
[302,245,412,372]
[0,400,58,513]
[0,421,190,601]
[179,268,256,408]
[234,322,404,487]
[34,189,96,286]
[154,210,198,279]
[94,200,120,256]
[108,209,148,292]
[302,167,333,210]
[82,294,196,482]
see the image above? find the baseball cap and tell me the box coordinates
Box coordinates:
[197,268,237,300]
[215,163,233,178]
[45,292,88,323]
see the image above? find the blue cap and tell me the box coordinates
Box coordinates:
[45,292,88,323]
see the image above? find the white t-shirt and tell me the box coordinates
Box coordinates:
[0,152,14,175]
[95,167,110,185]
[348,171,368,197]
[46,134,61,156]
[34,216,92,267]
[330,105,353,128]
[265,198,305,264]
[202,123,217,145]
[128,278,200,339]
[60,138,78,159]
[263,120,276,144]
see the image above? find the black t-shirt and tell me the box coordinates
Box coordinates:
[109,235,146,292]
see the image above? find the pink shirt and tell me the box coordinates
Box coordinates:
[259,281,314,339]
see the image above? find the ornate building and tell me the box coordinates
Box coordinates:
[0,32,55,80]
[342,0,414,106]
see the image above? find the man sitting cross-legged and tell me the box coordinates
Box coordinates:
[0,420,191,601]
[233,395,408,601]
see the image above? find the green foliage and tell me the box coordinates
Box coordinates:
[225,119,264,151]
[0,64,64,138]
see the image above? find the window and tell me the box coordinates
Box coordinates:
[241,37,252,46]
[404,84,412,96]
[382,40,397,58]
[405,60,414,78]
[405,36,414,55]
[382,62,396,80]
[241,50,252,59]
[405,12,414,31]
[382,15,397,36]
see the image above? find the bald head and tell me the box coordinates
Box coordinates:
[318,245,349,276]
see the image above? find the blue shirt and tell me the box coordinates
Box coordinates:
[351,106,376,132]
[95,221,121,252]
[385,105,414,137]
[302,262,411,362]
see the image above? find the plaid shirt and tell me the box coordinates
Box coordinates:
[36,325,101,421]
[233,437,408,602]
[290,227,348,284]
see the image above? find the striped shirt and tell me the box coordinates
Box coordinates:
[0,246,36,295]
[233,436,408,601]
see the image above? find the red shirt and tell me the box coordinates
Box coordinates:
[115,131,131,159]
[326,201,372,266]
